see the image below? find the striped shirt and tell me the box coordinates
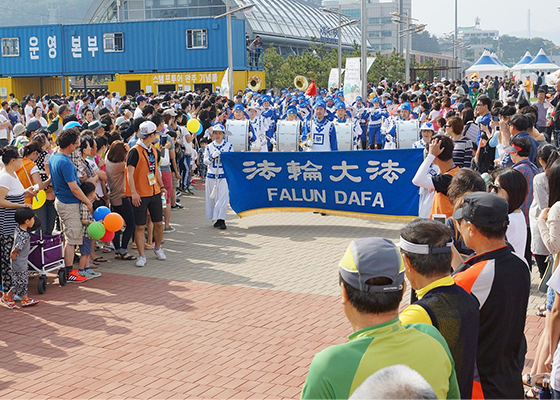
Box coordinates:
[0,171,25,236]
[452,137,473,169]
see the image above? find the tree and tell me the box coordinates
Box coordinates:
[367,51,406,84]
[412,31,441,54]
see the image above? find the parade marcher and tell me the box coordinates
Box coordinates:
[301,100,337,151]
[203,124,233,229]
[367,99,384,150]
[260,95,277,151]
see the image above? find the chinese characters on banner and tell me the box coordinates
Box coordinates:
[221,149,423,221]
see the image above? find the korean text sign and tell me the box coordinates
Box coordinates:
[220,149,423,221]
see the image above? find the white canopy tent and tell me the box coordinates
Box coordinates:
[527,48,560,71]
[465,49,510,78]
[511,50,533,82]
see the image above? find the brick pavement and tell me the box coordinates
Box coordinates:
[0,181,549,398]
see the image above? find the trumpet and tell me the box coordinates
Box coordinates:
[294,75,309,91]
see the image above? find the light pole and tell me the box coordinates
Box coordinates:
[454,0,458,80]
[393,12,425,83]
[361,0,367,99]
[322,7,359,89]
[214,2,255,97]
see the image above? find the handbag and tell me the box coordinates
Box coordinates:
[538,255,555,293]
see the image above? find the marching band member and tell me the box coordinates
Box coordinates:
[353,96,369,150]
[260,95,277,151]
[367,98,384,149]
[325,96,336,121]
[203,124,234,230]
[301,100,338,151]
[247,105,268,152]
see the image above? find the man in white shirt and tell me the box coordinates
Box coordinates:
[24,98,36,124]
[0,112,11,147]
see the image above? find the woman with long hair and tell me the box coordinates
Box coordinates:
[105,141,136,260]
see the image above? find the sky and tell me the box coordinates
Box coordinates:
[412,0,560,45]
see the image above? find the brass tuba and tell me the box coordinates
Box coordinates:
[294,75,309,91]
[247,75,262,91]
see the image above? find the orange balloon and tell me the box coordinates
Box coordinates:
[103,212,124,232]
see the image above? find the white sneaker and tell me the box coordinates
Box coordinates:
[135,256,147,267]
[154,248,166,261]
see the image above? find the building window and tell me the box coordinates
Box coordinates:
[381,30,392,37]
[103,33,124,52]
[381,17,393,24]
[368,17,380,24]
[371,44,380,51]
[1,37,19,57]
[341,9,360,19]
[381,43,393,50]
[368,31,380,38]
[186,29,207,49]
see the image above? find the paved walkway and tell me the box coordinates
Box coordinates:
[0,180,547,398]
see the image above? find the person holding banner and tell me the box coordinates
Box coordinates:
[301,101,337,152]
[204,124,233,230]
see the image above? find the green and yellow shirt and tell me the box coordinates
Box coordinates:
[301,318,460,399]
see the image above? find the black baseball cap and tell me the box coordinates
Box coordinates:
[452,192,509,229]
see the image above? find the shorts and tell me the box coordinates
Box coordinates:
[161,171,172,204]
[54,199,83,246]
[79,236,92,256]
[131,194,163,226]
[172,174,179,191]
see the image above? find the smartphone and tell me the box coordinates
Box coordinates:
[432,214,446,224]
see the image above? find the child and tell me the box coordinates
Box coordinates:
[203,124,233,229]
[197,138,208,182]
[78,182,101,280]
[2,207,39,308]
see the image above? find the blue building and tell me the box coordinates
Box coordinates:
[0,17,264,97]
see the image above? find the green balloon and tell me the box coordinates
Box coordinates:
[87,221,106,240]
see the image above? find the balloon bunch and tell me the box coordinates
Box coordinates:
[87,206,124,241]
[187,118,203,135]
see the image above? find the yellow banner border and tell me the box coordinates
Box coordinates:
[237,207,418,223]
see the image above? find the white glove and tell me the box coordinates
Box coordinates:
[212,150,221,159]
[270,138,277,146]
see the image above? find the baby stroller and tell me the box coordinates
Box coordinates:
[27,231,67,294]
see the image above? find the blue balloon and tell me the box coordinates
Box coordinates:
[196,124,203,135]
[93,206,111,222]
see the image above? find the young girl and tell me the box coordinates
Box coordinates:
[203,124,233,229]
[2,207,39,308]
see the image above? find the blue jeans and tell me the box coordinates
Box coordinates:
[35,199,57,235]
[112,197,135,254]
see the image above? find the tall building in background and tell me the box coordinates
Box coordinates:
[322,0,411,53]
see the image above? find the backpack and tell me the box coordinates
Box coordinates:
[475,140,496,173]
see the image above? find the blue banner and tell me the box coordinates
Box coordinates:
[221,149,424,222]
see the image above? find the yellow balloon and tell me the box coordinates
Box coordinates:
[32,189,46,210]
[187,119,201,133]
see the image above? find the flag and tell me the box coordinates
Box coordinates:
[306,80,318,97]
